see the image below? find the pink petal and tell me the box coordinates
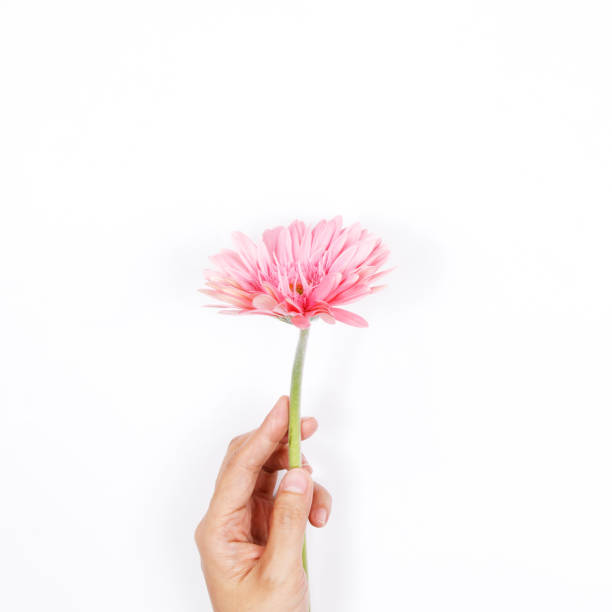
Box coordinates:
[252,293,277,310]
[199,289,252,308]
[319,312,336,324]
[331,284,372,305]
[276,226,292,264]
[289,220,306,257]
[232,231,258,267]
[329,307,368,327]
[262,227,283,258]
[261,282,282,302]
[324,273,360,302]
[369,267,394,282]
[311,272,342,302]
[203,268,224,281]
[291,314,311,329]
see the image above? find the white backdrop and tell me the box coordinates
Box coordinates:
[1,1,611,610]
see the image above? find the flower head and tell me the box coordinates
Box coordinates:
[200,216,390,328]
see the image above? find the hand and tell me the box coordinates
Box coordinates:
[195,396,332,612]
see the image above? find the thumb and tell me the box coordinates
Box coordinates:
[260,468,313,575]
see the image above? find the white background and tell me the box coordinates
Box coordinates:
[1,1,611,610]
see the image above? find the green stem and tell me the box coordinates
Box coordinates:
[288,326,310,580]
[289,327,309,468]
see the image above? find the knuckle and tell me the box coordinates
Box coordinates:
[224,450,246,474]
[193,521,205,545]
[194,515,212,546]
[227,435,242,451]
[226,446,259,475]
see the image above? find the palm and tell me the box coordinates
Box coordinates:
[214,475,278,579]
[249,490,275,544]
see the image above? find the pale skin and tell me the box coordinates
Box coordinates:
[195,396,333,612]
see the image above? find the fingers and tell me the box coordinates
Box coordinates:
[264,448,312,474]
[309,482,332,527]
[280,417,318,444]
[210,396,291,516]
[259,468,314,575]
[226,416,317,456]
[254,449,312,499]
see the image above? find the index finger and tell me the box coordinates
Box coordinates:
[209,396,291,517]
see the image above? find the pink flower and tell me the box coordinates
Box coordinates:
[200,216,390,329]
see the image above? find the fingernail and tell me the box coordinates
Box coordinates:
[314,509,328,525]
[281,469,309,494]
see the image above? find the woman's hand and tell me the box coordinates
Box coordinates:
[195,396,332,612]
